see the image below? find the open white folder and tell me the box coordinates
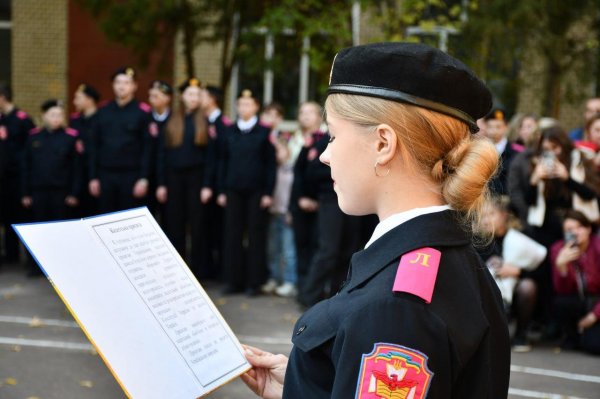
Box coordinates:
[13,207,250,399]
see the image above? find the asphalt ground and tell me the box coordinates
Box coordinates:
[0,262,598,399]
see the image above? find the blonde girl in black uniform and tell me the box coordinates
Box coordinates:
[240,42,510,399]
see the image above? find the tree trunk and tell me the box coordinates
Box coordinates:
[182,0,196,78]
[543,59,562,118]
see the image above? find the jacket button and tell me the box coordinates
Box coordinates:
[296,325,307,335]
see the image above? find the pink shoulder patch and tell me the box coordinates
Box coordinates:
[16,110,29,120]
[355,343,433,399]
[511,143,525,153]
[65,127,79,137]
[28,127,42,135]
[0,126,7,140]
[138,102,152,113]
[221,115,233,126]
[392,247,441,304]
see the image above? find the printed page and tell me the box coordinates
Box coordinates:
[13,208,250,399]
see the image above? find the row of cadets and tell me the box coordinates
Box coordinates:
[21,100,82,222]
[88,67,154,214]
[217,90,277,296]
[156,78,216,279]
[0,83,36,265]
[70,84,100,217]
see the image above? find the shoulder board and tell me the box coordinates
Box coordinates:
[138,102,152,113]
[16,110,29,120]
[392,247,441,304]
[511,143,525,153]
[65,127,79,137]
[221,115,233,126]
[28,127,42,135]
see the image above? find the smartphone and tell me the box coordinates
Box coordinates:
[564,231,578,246]
[541,151,556,168]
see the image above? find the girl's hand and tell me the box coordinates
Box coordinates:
[240,345,288,399]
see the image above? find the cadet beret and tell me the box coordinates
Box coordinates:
[179,78,201,93]
[76,84,100,102]
[150,80,173,95]
[111,66,136,81]
[327,42,492,133]
[41,99,63,112]
[484,108,507,122]
[205,85,223,99]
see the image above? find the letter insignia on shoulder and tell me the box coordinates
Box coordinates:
[392,247,441,303]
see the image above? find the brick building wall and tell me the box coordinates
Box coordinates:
[12,0,68,122]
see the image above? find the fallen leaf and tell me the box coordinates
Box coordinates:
[10,345,21,352]
[29,317,44,328]
[26,396,41,399]
[3,293,13,300]
[79,380,94,388]
[216,298,227,306]
[5,377,17,385]
[240,302,249,310]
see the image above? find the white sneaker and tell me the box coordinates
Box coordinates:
[275,282,297,298]
[261,279,278,294]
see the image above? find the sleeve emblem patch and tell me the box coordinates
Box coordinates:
[355,343,433,399]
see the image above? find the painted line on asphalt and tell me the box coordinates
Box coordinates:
[509,387,590,399]
[0,336,93,351]
[511,364,600,384]
[0,314,79,328]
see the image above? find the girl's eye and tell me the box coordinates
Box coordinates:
[328,136,336,143]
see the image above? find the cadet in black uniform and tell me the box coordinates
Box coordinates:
[148,80,173,220]
[70,84,100,217]
[21,100,82,222]
[217,90,276,295]
[0,83,35,264]
[199,85,232,277]
[241,43,510,399]
[156,78,213,279]
[88,67,153,213]
[290,102,325,295]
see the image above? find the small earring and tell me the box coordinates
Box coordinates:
[374,161,390,177]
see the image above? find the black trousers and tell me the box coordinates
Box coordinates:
[31,188,69,222]
[205,199,223,278]
[554,294,600,354]
[0,173,26,262]
[164,167,209,279]
[222,190,268,290]
[98,169,144,214]
[299,197,362,307]
[292,208,318,295]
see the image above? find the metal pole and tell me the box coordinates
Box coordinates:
[299,36,310,104]
[352,1,361,46]
[264,33,274,105]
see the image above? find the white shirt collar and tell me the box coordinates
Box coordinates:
[364,205,451,248]
[152,109,170,122]
[237,115,258,132]
[208,108,222,123]
[495,137,508,154]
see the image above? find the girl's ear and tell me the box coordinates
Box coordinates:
[374,123,398,166]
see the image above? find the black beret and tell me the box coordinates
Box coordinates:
[41,99,63,113]
[76,84,100,102]
[178,78,201,93]
[484,108,507,123]
[111,66,136,81]
[327,42,492,133]
[205,85,223,99]
[150,80,173,95]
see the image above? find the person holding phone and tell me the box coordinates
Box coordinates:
[550,210,600,354]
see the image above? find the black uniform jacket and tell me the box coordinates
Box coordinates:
[283,210,510,399]
[0,108,36,175]
[216,121,276,195]
[22,127,82,197]
[88,99,152,180]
